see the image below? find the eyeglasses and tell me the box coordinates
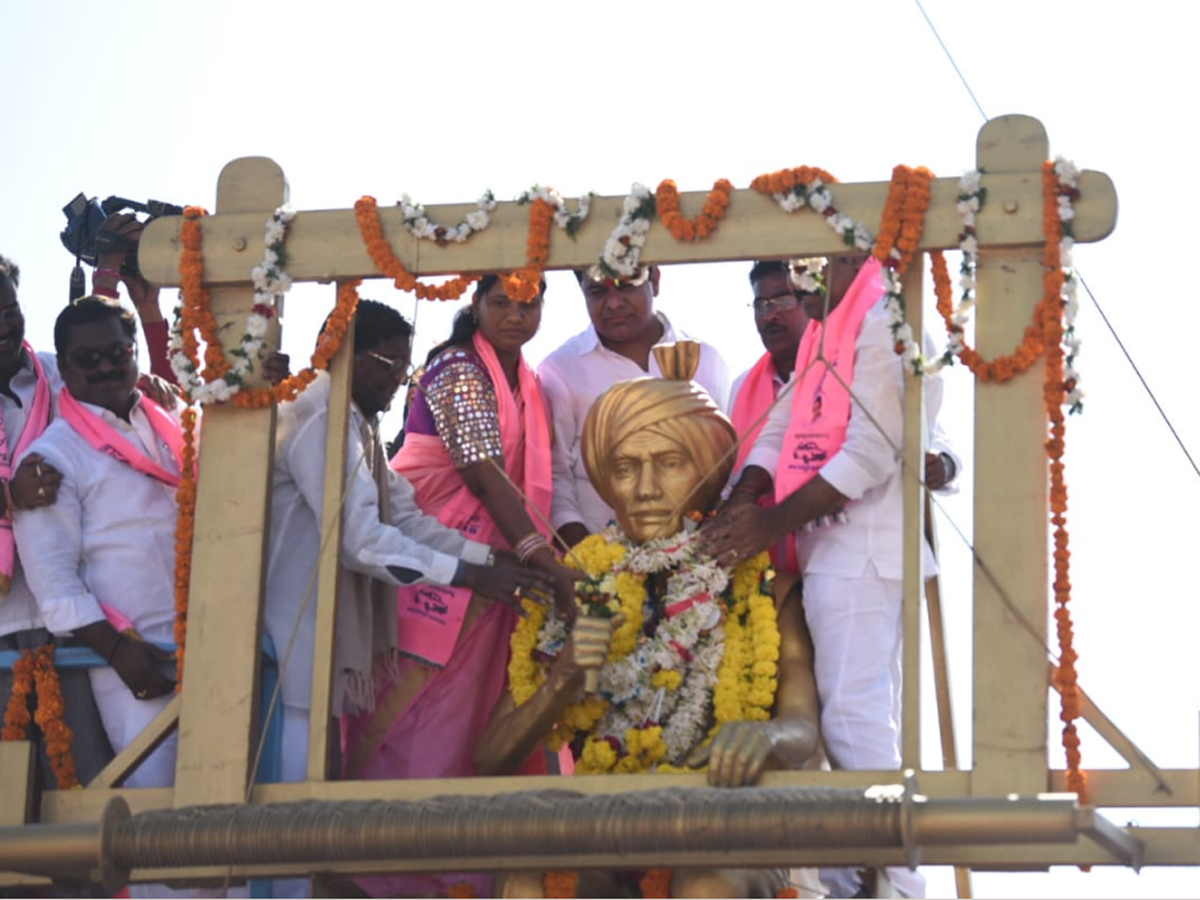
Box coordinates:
[68,344,136,370]
[363,350,414,382]
[750,294,800,316]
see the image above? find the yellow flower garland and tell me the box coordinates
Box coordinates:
[509,534,780,774]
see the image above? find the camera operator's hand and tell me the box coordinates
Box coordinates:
[96,213,163,323]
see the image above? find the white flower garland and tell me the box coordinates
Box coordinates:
[169,204,294,404]
[788,256,829,296]
[885,169,987,376]
[768,177,874,251]
[593,182,655,279]
[399,190,497,244]
[535,527,733,763]
[517,185,595,238]
[1054,157,1083,413]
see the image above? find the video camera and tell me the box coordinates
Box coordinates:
[60,193,184,279]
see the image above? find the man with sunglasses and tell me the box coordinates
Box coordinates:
[14,298,190,899]
[538,265,731,550]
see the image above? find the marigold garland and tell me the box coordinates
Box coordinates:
[32,645,78,788]
[504,198,554,302]
[921,162,1086,802]
[173,405,198,689]
[750,165,838,195]
[353,196,478,301]
[655,178,733,242]
[2,647,34,740]
[1,647,79,788]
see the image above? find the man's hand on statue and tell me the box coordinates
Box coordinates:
[9,453,63,511]
[465,561,555,616]
[698,502,778,568]
[528,547,585,626]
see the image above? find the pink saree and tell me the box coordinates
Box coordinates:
[342,333,554,898]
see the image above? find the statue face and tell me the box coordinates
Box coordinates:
[607,430,705,542]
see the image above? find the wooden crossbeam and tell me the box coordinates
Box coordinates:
[138,171,1115,287]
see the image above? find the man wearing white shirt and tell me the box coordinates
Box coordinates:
[538,266,731,549]
[14,298,181,789]
[704,255,951,899]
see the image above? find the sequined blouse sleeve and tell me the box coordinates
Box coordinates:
[419,349,503,468]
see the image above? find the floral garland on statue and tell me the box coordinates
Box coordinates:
[1,646,79,788]
[509,528,780,776]
[593,183,656,280]
[750,166,874,250]
[398,190,497,245]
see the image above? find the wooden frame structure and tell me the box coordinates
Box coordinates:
[3,114,1194,891]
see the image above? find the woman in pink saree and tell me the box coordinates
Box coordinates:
[341,275,579,898]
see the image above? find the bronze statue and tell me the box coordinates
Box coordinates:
[476,347,826,898]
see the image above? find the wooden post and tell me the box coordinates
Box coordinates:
[173,158,287,807]
[900,261,926,771]
[970,116,1051,796]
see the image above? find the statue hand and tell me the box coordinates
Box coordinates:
[566,614,623,678]
[686,716,820,787]
[698,501,779,568]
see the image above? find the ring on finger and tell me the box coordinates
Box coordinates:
[37,486,45,499]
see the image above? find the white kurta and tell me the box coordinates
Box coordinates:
[538,312,731,535]
[266,371,491,717]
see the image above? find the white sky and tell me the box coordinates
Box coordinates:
[2,1,1198,897]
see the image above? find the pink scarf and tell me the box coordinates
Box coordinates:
[731,352,779,474]
[0,345,52,592]
[58,388,185,489]
[392,332,554,667]
[731,352,798,573]
[776,258,885,502]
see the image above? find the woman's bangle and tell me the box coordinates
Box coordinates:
[95,268,121,279]
[514,531,550,565]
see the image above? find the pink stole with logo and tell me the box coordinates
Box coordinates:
[59,388,187,633]
[0,345,52,592]
[731,352,798,573]
[392,332,553,667]
[776,258,885,502]
[58,388,185,488]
